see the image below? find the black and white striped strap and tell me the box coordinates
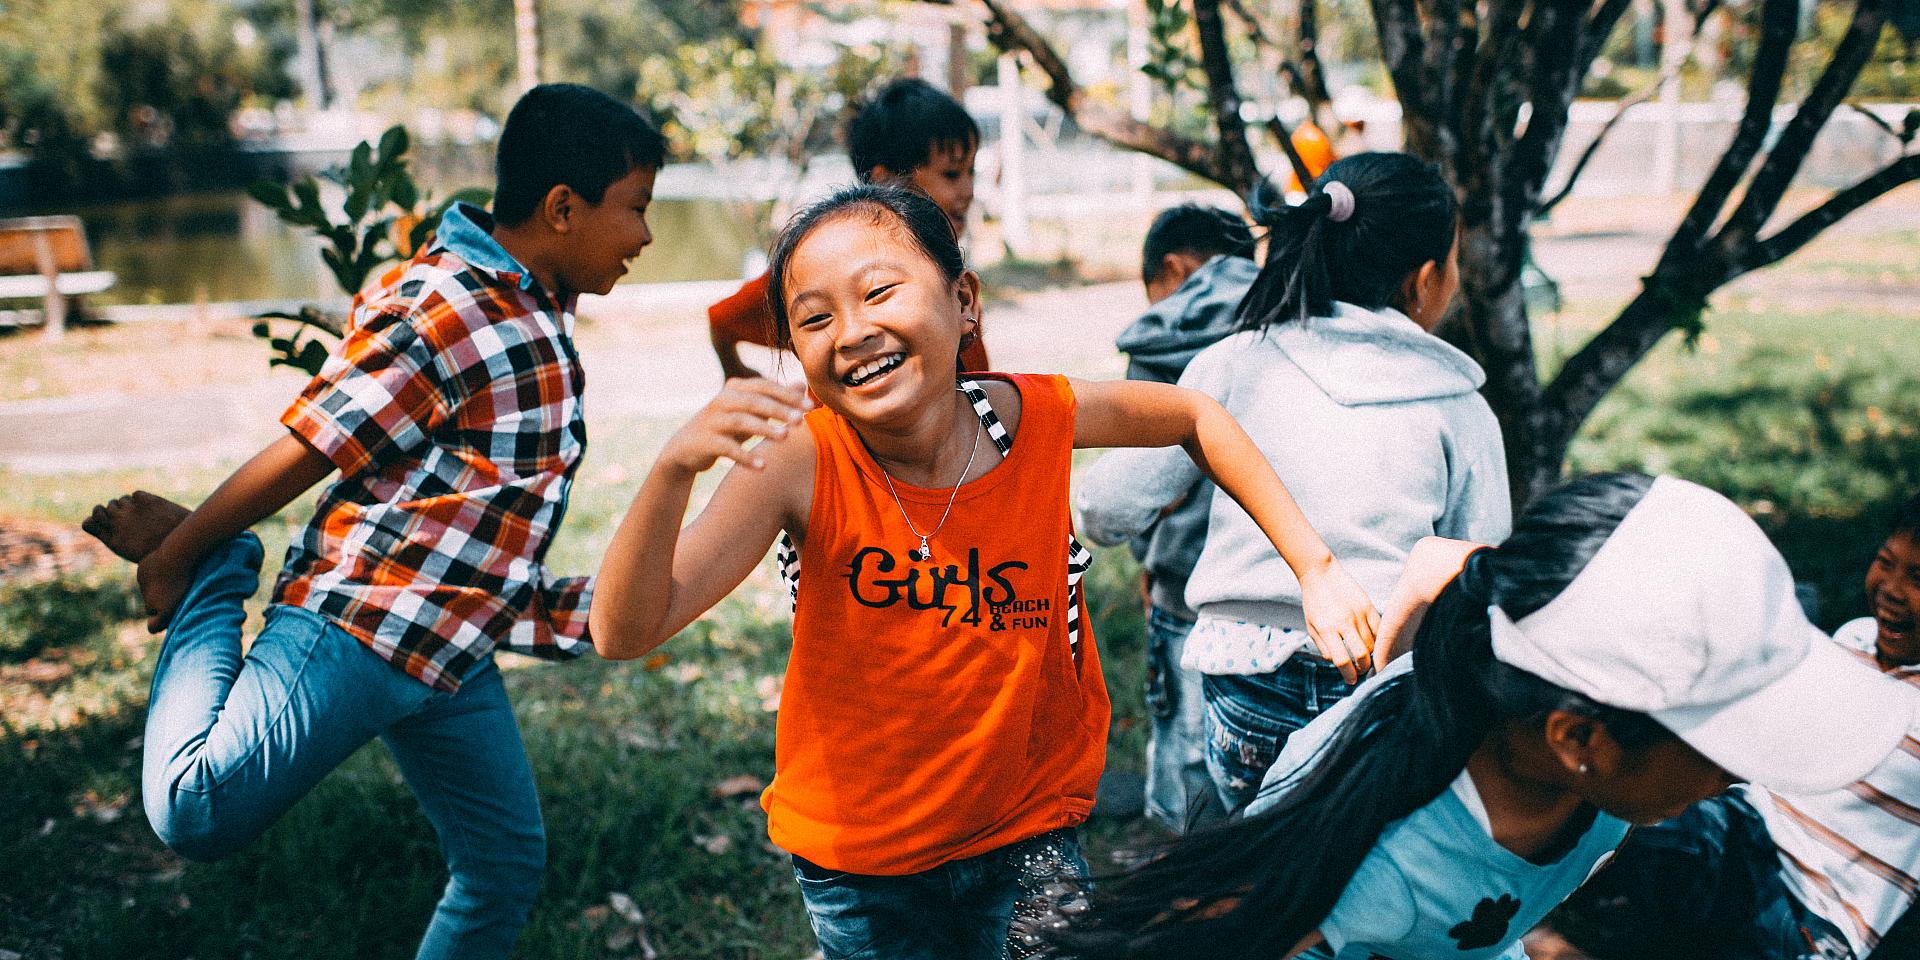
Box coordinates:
[958,378,1012,455]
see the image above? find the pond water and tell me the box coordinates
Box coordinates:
[65,190,771,307]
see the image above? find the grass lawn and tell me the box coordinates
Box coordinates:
[2,224,1917,958]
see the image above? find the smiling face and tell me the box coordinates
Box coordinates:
[1867,531,1920,666]
[555,164,656,296]
[876,141,977,240]
[780,212,979,424]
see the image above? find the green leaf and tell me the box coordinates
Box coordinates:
[391,173,419,210]
[344,187,370,223]
[377,125,409,166]
[292,178,324,223]
[251,321,271,337]
[246,179,291,212]
[348,141,372,186]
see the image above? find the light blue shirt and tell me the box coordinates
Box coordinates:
[434,203,539,292]
[1250,659,1631,960]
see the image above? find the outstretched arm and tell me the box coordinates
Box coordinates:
[1071,377,1379,681]
[711,324,765,381]
[591,378,810,660]
[138,431,335,631]
[1375,537,1487,666]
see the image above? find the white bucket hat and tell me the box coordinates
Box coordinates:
[1489,475,1915,795]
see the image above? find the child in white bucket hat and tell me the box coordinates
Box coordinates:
[1551,490,1920,960]
[1039,472,1915,960]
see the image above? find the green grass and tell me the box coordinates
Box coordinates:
[1565,300,1920,626]
[3,227,1918,957]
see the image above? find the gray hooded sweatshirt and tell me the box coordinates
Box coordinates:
[1097,254,1260,618]
[1076,301,1511,659]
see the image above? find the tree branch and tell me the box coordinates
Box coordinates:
[1740,152,1920,273]
[1224,0,1333,130]
[972,0,1235,188]
[1370,0,1455,169]
[1504,0,1598,230]
[1193,0,1263,192]
[1717,0,1890,252]
[1577,0,1638,75]
[1540,0,1724,215]
[1663,0,1799,263]
[1266,116,1319,188]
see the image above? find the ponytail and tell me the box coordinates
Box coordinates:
[1235,152,1458,331]
[1050,472,1667,958]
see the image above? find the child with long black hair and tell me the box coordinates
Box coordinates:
[1050,473,1917,960]
[591,184,1376,959]
[1075,152,1511,815]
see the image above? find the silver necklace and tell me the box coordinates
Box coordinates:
[873,394,982,562]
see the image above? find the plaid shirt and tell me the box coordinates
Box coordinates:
[273,203,593,691]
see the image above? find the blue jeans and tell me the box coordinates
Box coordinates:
[1144,604,1216,832]
[142,534,546,960]
[1553,793,1854,960]
[792,828,1089,960]
[1201,651,1358,815]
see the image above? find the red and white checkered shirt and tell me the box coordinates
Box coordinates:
[272,203,593,691]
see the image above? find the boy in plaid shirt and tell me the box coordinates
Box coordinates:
[82,83,663,960]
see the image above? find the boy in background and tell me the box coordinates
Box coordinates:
[81,83,665,960]
[709,77,988,380]
[1077,204,1257,832]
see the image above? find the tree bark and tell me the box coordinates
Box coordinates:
[1192,0,1263,192]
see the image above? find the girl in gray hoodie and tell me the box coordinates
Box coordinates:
[1076,153,1511,814]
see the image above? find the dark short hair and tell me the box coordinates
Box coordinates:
[846,78,980,182]
[1142,204,1256,282]
[493,83,667,227]
[765,184,965,348]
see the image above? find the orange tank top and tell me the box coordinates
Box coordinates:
[762,373,1109,875]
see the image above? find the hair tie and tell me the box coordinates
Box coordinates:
[1322,181,1356,223]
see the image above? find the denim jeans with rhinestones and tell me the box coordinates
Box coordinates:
[790,828,1088,960]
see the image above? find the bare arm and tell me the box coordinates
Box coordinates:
[710,323,764,381]
[1375,537,1487,666]
[1071,377,1380,681]
[590,379,809,660]
[138,431,335,630]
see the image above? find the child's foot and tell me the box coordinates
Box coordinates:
[82,491,190,563]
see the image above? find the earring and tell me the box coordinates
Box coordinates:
[1578,763,1590,776]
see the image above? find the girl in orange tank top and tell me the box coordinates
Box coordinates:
[591,184,1379,959]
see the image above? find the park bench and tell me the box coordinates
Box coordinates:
[0,215,116,340]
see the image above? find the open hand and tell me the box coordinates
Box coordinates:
[1298,562,1380,684]
[660,378,810,476]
